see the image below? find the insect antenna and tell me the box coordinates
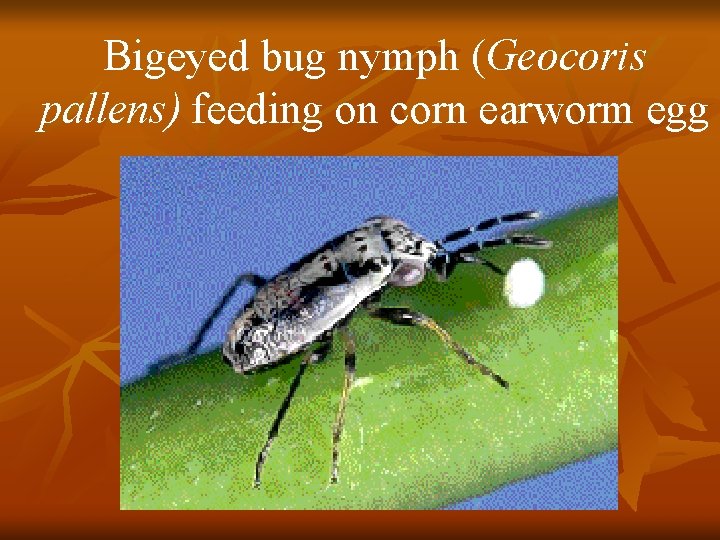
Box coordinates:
[439,210,540,244]
[434,251,507,281]
[433,227,550,281]
[457,234,553,253]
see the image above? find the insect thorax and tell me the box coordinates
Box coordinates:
[223,217,437,373]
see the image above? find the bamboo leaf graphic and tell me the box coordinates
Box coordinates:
[0,105,114,215]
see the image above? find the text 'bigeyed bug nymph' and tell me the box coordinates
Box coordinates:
[157,210,551,488]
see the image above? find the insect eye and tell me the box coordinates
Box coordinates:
[388,261,426,287]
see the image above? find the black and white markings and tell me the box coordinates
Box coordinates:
[162,211,551,487]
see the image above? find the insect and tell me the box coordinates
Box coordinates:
[155,210,551,488]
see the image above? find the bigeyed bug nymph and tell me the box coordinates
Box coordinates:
[155,211,551,488]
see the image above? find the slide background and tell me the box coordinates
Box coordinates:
[1,3,719,536]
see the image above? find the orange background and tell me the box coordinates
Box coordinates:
[1,5,719,536]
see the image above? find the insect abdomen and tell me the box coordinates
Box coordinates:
[222,311,304,373]
[223,281,372,373]
[223,222,394,373]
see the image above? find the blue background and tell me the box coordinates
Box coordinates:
[446,450,618,510]
[120,156,617,509]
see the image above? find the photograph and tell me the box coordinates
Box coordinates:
[120,156,618,509]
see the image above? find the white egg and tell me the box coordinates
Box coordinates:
[504,258,545,308]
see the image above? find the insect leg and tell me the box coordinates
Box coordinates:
[458,254,505,275]
[360,290,383,310]
[308,333,334,364]
[254,339,331,488]
[368,307,509,390]
[331,324,356,484]
[188,272,267,356]
[149,273,267,374]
